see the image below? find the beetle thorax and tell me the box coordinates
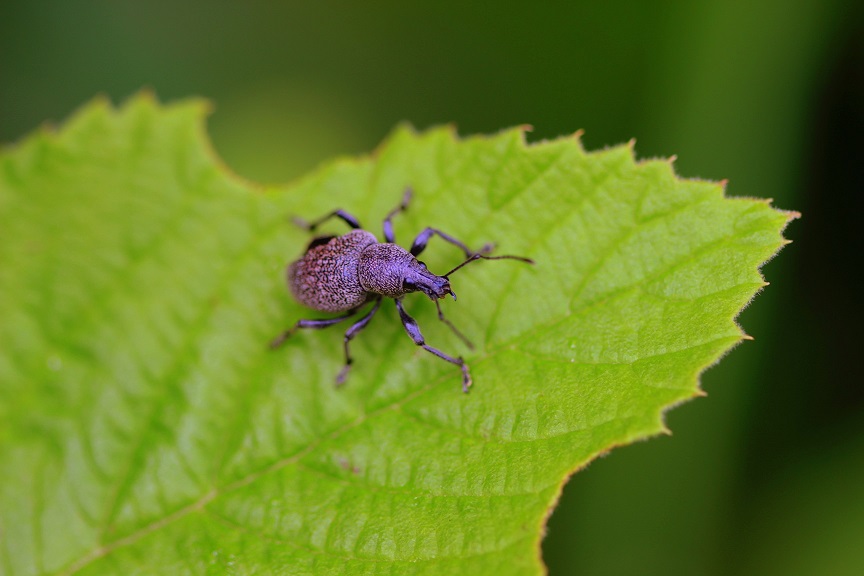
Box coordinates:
[357,244,416,296]
[358,243,450,299]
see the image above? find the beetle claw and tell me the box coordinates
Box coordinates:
[270,330,293,348]
[291,215,310,230]
[460,362,472,393]
[336,364,351,386]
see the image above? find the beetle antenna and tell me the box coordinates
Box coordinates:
[436,299,474,349]
[443,253,534,278]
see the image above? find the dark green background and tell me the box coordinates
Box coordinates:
[3,1,862,574]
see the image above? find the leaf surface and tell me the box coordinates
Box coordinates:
[0,95,794,575]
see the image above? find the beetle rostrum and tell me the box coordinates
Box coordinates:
[270,188,533,392]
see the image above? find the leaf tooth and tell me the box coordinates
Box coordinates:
[570,129,585,150]
[623,137,638,163]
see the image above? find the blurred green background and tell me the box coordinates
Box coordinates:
[3,1,862,574]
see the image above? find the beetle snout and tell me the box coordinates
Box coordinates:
[415,272,455,301]
[437,279,460,302]
[434,279,456,301]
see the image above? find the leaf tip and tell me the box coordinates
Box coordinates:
[509,124,534,147]
[87,92,114,112]
[38,120,58,136]
[399,120,422,134]
[571,129,586,151]
[136,85,158,102]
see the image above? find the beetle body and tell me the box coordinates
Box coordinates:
[290,230,455,312]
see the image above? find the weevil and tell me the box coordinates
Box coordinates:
[270,188,533,392]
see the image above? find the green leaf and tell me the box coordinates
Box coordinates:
[0,95,794,575]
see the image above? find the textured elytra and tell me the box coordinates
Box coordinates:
[0,95,795,576]
[289,229,378,312]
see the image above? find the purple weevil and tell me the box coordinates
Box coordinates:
[270,188,533,392]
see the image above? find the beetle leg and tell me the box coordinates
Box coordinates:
[395,299,472,393]
[293,209,361,232]
[269,307,361,349]
[409,227,494,258]
[336,297,383,386]
[382,187,413,243]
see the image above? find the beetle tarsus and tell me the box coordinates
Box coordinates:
[460,362,472,393]
[336,362,352,387]
[269,330,294,349]
[477,243,495,255]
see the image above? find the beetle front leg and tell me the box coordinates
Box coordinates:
[409,227,494,259]
[395,299,471,393]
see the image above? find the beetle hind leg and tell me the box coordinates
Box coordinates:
[269,307,361,349]
[293,209,361,232]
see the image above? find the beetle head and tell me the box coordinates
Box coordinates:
[401,260,457,301]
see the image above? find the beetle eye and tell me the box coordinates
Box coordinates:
[417,261,427,269]
[402,280,417,291]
